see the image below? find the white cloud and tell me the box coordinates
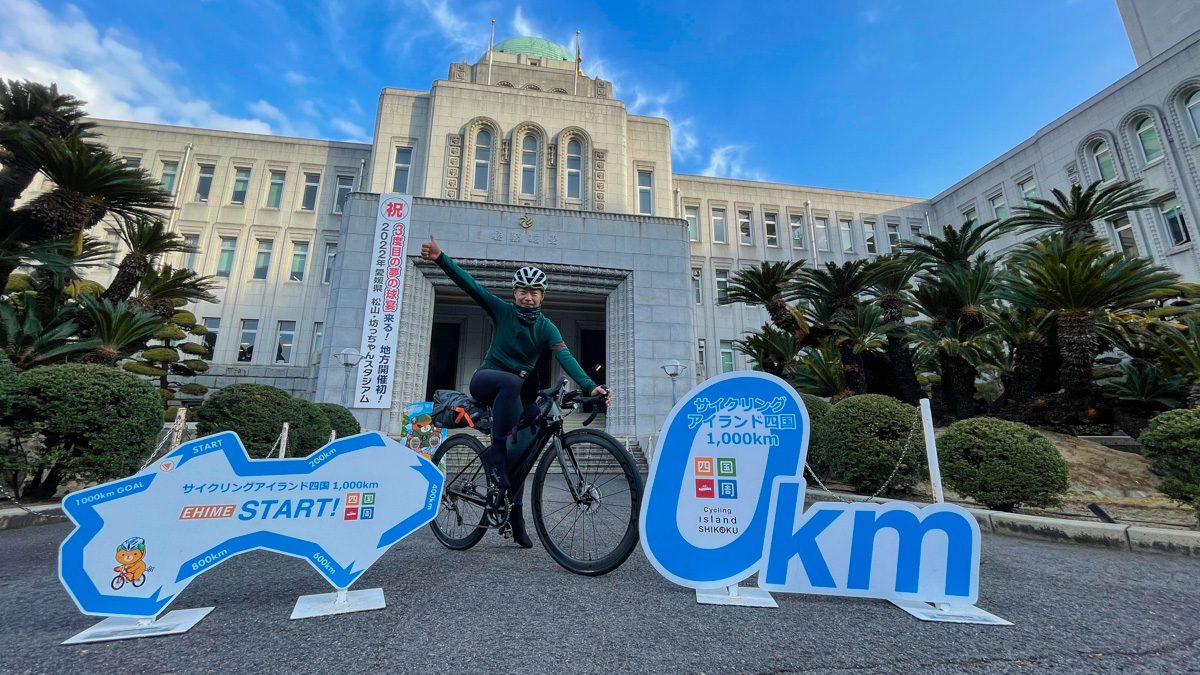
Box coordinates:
[331,118,370,143]
[283,70,307,86]
[512,6,536,38]
[701,145,767,182]
[628,88,699,160]
[0,0,288,135]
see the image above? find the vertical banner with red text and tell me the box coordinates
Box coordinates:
[355,194,411,408]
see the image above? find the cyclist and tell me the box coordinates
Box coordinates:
[421,234,611,548]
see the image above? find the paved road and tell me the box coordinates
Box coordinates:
[2,519,1198,675]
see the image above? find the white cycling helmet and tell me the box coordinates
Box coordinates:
[118,536,146,552]
[513,266,548,291]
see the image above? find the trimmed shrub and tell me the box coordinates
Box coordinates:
[179,382,209,396]
[142,347,180,362]
[811,394,924,495]
[195,384,332,458]
[123,361,166,377]
[0,352,16,422]
[800,393,831,425]
[182,359,209,372]
[3,365,161,498]
[171,310,197,327]
[315,403,361,438]
[179,342,209,355]
[1139,410,1200,522]
[190,324,208,336]
[5,273,32,293]
[938,417,1069,512]
[152,325,187,341]
[164,406,194,422]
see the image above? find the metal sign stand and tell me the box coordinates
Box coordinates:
[695,584,777,608]
[62,607,215,644]
[887,400,1012,627]
[290,588,386,620]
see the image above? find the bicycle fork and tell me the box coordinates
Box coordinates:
[552,436,588,502]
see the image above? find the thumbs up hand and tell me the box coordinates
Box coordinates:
[421,234,441,261]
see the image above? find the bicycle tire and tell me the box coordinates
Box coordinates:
[428,433,489,551]
[531,429,644,576]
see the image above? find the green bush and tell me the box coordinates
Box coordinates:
[182,359,209,372]
[0,352,16,422]
[800,393,831,424]
[179,342,209,355]
[315,403,361,438]
[152,325,187,341]
[123,361,166,377]
[811,394,924,495]
[1139,410,1200,522]
[143,347,180,362]
[195,384,332,458]
[170,311,197,327]
[938,417,1069,512]
[164,406,194,422]
[2,365,161,498]
[179,382,209,396]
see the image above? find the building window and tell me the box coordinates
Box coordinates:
[863,221,877,254]
[195,164,215,202]
[1135,118,1163,164]
[160,161,178,195]
[253,240,273,280]
[238,319,258,363]
[989,194,1008,221]
[1160,197,1191,247]
[697,339,707,379]
[715,269,730,303]
[201,318,220,361]
[393,148,412,193]
[301,173,320,211]
[230,168,251,205]
[1018,177,1039,204]
[311,322,324,365]
[1093,140,1117,182]
[104,230,121,264]
[334,175,354,214]
[963,208,978,227]
[637,170,653,214]
[289,242,308,281]
[474,129,492,191]
[1110,216,1139,257]
[566,139,582,199]
[910,222,924,240]
[685,205,699,241]
[790,214,805,249]
[692,268,702,304]
[738,210,753,245]
[764,212,779,247]
[216,237,237,277]
[839,219,853,253]
[1187,91,1200,138]
[274,321,296,364]
[886,223,900,249]
[814,217,830,251]
[266,171,285,208]
[520,136,538,197]
[123,157,141,170]
[712,208,728,243]
[323,244,338,284]
[720,340,735,374]
[183,234,200,271]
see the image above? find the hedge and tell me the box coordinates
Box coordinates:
[938,417,1069,512]
[811,394,924,495]
[800,393,831,425]
[195,384,332,458]
[315,403,361,438]
[1139,410,1200,522]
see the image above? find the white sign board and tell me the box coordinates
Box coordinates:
[640,372,983,607]
[58,431,443,618]
[355,193,412,408]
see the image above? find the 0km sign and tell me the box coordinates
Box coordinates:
[640,371,983,606]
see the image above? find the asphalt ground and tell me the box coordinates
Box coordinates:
[2,512,1199,675]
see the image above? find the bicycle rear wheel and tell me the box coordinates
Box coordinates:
[531,430,643,576]
[429,434,489,550]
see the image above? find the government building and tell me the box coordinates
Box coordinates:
[34,0,1200,451]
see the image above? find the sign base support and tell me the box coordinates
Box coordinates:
[889,599,1012,625]
[695,584,777,608]
[290,587,386,619]
[62,607,214,644]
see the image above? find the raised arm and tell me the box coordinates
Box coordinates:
[421,234,506,317]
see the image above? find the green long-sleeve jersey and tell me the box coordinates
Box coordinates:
[434,253,598,392]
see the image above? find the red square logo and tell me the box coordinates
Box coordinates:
[695,479,715,499]
[346,493,361,506]
[344,507,359,521]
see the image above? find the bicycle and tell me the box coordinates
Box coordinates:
[110,567,147,590]
[429,376,644,576]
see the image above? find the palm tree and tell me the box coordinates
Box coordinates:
[76,296,164,366]
[0,80,93,213]
[1002,233,1180,404]
[791,339,848,400]
[0,301,99,370]
[900,218,1013,270]
[788,260,881,395]
[985,305,1053,403]
[1004,179,1156,238]
[135,265,219,318]
[723,261,805,336]
[1147,319,1200,408]
[101,216,193,304]
[866,255,925,404]
[735,324,801,377]
[832,304,898,394]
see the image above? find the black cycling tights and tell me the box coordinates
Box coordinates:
[469,368,539,494]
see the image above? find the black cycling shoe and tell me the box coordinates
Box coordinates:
[504,503,534,549]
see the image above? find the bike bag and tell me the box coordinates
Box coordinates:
[431,390,489,430]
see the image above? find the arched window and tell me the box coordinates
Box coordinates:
[520,135,538,196]
[566,139,582,200]
[497,81,514,88]
[552,88,568,94]
[523,84,541,91]
[1188,91,1200,138]
[1135,117,1163,163]
[1092,140,1116,182]
[474,129,492,192]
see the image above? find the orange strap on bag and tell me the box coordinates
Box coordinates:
[452,406,474,428]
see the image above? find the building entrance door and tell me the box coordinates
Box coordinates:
[580,328,606,411]
[425,322,461,400]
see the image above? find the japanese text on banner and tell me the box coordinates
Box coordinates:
[355,194,411,408]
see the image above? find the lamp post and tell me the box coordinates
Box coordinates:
[334,348,362,408]
[661,359,687,406]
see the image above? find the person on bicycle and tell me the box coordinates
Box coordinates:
[421,234,611,548]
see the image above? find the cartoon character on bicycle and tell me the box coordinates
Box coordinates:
[111,537,151,590]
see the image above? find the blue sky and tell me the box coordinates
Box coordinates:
[1,0,1135,197]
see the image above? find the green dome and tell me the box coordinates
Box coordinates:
[492,36,572,62]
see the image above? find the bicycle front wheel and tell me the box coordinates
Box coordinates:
[531,430,644,576]
[429,434,489,550]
